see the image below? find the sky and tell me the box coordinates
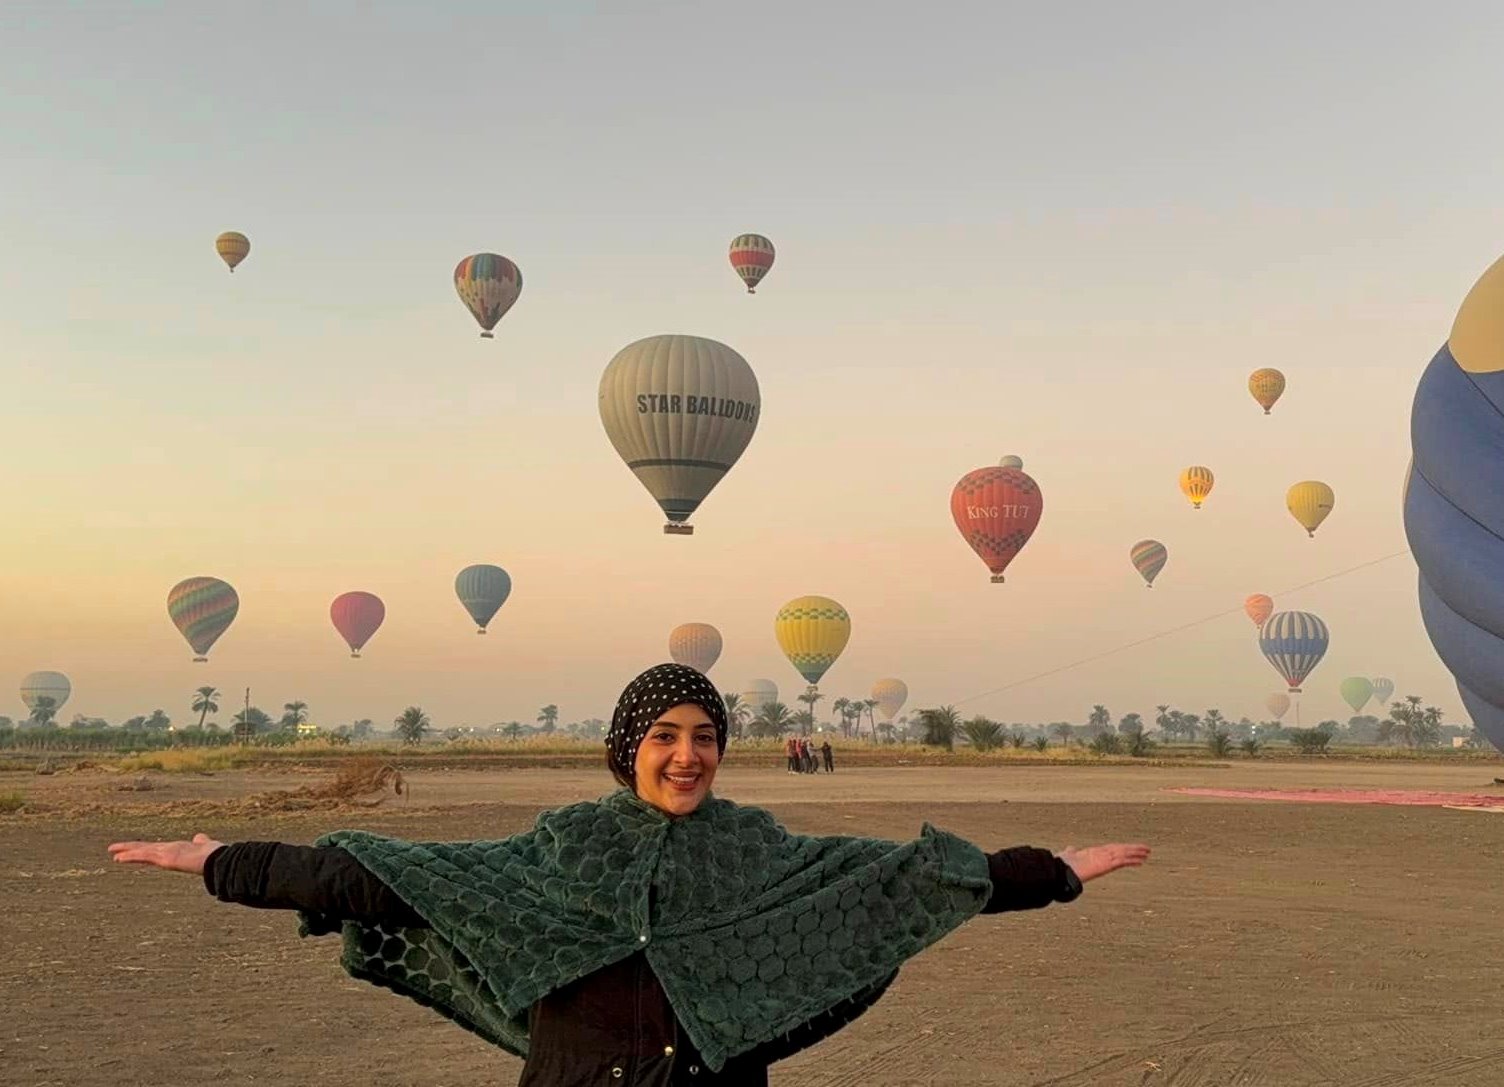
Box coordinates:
[3,2,1503,731]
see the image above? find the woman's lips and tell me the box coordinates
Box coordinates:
[665,773,700,792]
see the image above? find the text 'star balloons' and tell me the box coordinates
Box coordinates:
[1405,250,1504,750]
[1258,611,1329,693]
[1130,539,1168,588]
[1340,677,1374,714]
[1248,368,1286,414]
[1179,466,1214,509]
[454,565,512,634]
[1287,481,1335,537]
[741,679,778,715]
[167,577,240,661]
[599,334,761,535]
[454,253,523,339]
[774,596,851,687]
[669,623,723,674]
[871,678,908,722]
[729,234,775,293]
[1265,692,1291,720]
[950,466,1043,583]
[331,592,386,658]
[20,671,70,713]
[1244,593,1274,628]
[215,232,249,273]
[1371,677,1395,706]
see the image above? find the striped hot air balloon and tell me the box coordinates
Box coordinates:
[1287,481,1335,537]
[215,231,249,273]
[20,671,70,715]
[774,596,851,687]
[1129,539,1168,588]
[669,623,723,674]
[331,592,385,658]
[167,577,240,662]
[1258,611,1329,693]
[454,565,512,634]
[1265,692,1291,721]
[950,466,1043,583]
[453,253,523,338]
[1248,368,1286,414]
[1371,677,1395,707]
[729,234,775,293]
[1179,466,1214,509]
[741,679,778,715]
[1244,594,1274,628]
[871,678,908,722]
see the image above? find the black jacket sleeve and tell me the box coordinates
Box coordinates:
[202,841,427,928]
[981,846,1081,913]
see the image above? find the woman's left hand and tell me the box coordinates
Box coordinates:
[1057,843,1150,883]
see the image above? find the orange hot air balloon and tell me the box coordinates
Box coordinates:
[331,591,385,658]
[1244,593,1274,628]
[950,466,1043,583]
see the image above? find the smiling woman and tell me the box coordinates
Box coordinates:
[108,662,1149,1086]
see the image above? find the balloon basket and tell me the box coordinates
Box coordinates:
[351,652,361,659]
[480,331,494,339]
[747,288,756,294]
[990,574,1006,584]
[477,628,487,635]
[193,656,208,663]
[664,523,694,535]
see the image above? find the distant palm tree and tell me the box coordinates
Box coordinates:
[395,706,430,745]
[918,706,961,751]
[537,704,559,731]
[796,689,823,736]
[752,701,794,739]
[1087,704,1111,736]
[281,700,309,732]
[1155,704,1172,739]
[863,699,881,740]
[1051,722,1076,747]
[192,687,220,730]
[27,696,58,728]
[831,698,852,738]
[721,692,751,740]
[961,717,1004,751]
[145,709,171,732]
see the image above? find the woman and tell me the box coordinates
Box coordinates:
[110,663,1149,1086]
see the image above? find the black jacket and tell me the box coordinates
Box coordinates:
[204,836,1079,1086]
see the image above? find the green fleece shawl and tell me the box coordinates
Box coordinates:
[298,789,992,1072]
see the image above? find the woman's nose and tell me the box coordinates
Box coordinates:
[671,738,698,763]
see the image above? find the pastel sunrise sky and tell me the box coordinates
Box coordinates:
[3,2,1502,729]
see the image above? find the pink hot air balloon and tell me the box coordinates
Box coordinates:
[331,591,385,658]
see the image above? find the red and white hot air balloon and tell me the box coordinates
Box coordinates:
[950,466,1043,583]
[728,234,775,294]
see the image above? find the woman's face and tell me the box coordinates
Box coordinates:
[633,703,720,817]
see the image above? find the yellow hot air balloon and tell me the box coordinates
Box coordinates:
[1248,368,1285,414]
[1179,466,1214,509]
[774,595,851,689]
[1287,480,1334,537]
[215,231,250,273]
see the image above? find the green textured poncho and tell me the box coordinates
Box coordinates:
[298,789,992,1072]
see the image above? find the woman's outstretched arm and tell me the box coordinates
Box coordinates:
[982,841,1150,913]
[108,834,426,927]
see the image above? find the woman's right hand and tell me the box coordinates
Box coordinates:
[108,832,225,875]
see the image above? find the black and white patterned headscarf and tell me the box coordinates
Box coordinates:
[606,663,728,787]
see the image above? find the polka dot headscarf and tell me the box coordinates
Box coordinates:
[606,662,728,788]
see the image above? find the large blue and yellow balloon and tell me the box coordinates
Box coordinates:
[1405,253,1504,750]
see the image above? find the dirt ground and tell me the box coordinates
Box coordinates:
[4,761,1503,1086]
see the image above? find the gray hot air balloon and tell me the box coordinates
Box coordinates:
[598,334,761,535]
[741,679,778,715]
[455,564,513,634]
[21,671,71,720]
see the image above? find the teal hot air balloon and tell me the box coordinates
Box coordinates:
[167,577,240,662]
[455,565,512,634]
[1339,677,1374,715]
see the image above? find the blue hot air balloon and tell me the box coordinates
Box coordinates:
[455,564,513,634]
[1405,252,1504,751]
[1258,611,1329,693]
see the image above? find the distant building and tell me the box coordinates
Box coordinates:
[297,721,322,739]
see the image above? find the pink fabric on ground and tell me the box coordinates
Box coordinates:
[1169,787,1504,809]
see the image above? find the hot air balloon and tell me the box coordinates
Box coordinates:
[1179,466,1214,509]
[1129,539,1167,588]
[1244,594,1274,628]
[1371,677,1395,707]
[774,596,851,688]
[669,623,723,674]
[215,232,249,273]
[998,455,1024,470]
[729,234,775,293]
[167,577,240,661]
[454,565,512,634]
[950,466,1043,583]
[871,678,908,722]
[1265,692,1291,721]
[20,671,70,716]
[331,592,385,658]
[1258,611,1329,693]
[453,253,523,339]
[599,334,761,535]
[1248,368,1286,414]
[1339,677,1374,715]
[1287,481,1335,537]
[741,679,778,715]
[1404,250,1504,751]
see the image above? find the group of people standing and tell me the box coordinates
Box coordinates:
[785,734,834,773]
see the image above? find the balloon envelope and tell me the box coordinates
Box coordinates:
[331,592,385,657]
[774,596,851,687]
[454,565,512,633]
[20,671,70,713]
[741,679,778,714]
[1258,611,1329,693]
[1244,594,1274,628]
[598,334,761,534]
[1248,368,1286,414]
[1130,539,1167,587]
[669,623,723,674]
[871,678,908,721]
[1179,466,1214,509]
[1371,677,1394,705]
[950,466,1043,583]
[729,234,775,293]
[453,253,523,338]
[998,455,1024,470]
[167,576,240,661]
[1287,481,1335,537]
[215,231,249,272]
[1265,692,1291,720]
[1339,677,1374,714]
